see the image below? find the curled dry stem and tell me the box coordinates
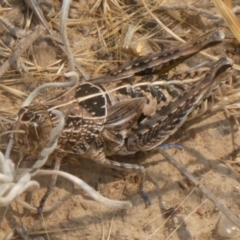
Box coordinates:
[60,0,89,80]
[36,169,132,210]
[22,71,79,107]
[60,0,75,73]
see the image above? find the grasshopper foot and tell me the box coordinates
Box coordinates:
[140,190,151,206]
[158,143,184,151]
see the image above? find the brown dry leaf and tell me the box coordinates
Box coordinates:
[213,0,240,42]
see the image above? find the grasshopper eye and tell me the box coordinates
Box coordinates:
[17,107,33,122]
[21,112,34,122]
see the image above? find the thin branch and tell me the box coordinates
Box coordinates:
[159,4,221,20]
[0,16,32,38]
[0,25,45,79]
[159,149,240,229]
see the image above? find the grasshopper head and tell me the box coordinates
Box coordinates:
[13,104,53,156]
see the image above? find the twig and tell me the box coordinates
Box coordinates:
[159,149,240,229]
[159,4,221,20]
[60,0,75,73]
[22,71,79,107]
[0,16,31,38]
[0,25,45,79]
[24,0,52,33]
[60,0,89,80]
[193,1,240,9]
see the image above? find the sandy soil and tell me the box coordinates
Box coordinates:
[0,0,240,239]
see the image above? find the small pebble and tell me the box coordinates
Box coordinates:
[178,180,189,190]
[217,215,240,239]
[233,186,240,193]
[197,207,206,216]
[143,224,152,232]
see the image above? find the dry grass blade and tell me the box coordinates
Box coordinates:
[0,84,27,98]
[90,0,123,14]
[213,0,240,42]
[141,0,184,43]
[142,0,240,71]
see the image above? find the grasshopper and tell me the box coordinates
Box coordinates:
[13,30,233,211]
